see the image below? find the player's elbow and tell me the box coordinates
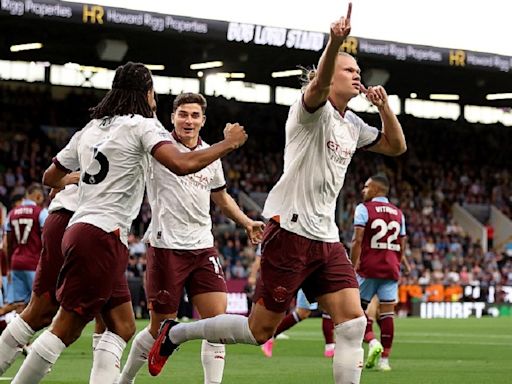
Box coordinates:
[42,168,60,188]
[395,141,407,156]
[386,142,407,157]
[170,165,188,176]
[166,161,195,176]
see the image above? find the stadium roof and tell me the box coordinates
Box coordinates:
[67,0,512,57]
[1,0,511,108]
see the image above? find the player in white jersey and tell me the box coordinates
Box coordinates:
[148,4,406,384]
[10,62,248,384]
[120,93,264,383]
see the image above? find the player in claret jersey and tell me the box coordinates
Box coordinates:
[4,184,48,312]
[10,61,247,384]
[350,174,410,372]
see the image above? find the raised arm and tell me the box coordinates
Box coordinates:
[153,123,247,176]
[304,2,352,109]
[362,85,407,156]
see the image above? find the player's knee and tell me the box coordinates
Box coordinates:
[22,302,58,331]
[250,324,276,345]
[296,308,311,320]
[115,320,136,342]
[58,327,84,346]
[335,316,366,347]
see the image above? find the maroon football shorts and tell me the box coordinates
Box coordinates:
[57,223,131,320]
[253,220,358,313]
[33,209,73,301]
[146,246,227,314]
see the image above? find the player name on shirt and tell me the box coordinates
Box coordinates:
[12,207,36,215]
[374,205,399,215]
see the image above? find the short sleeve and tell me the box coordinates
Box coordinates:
[400,213,406,236]
[211,160,226,191]
[55,129,84,172]
[288,94,327,126]
[139,119,173,155]
[353,203,369,227]
[39,208,49,228]
[345,112,381,149]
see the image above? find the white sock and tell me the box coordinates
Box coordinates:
[92,332,103,351]
[118,328,154,384]
[369,338,380,348]
[11,330,66,384]
[201,340,225,384]
[170,314,257,346]
[89,331,126,384]
[333,316,365,384]
[0,315,35,374]
[325,343,335,351]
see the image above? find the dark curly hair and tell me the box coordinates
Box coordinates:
[89,62,154,119]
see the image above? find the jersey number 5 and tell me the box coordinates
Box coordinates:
[83,148,109,185]
[370,219,401,251]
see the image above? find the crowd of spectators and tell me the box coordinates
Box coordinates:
[1,84,511,313]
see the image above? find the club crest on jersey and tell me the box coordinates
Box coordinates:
[272,286,288,303]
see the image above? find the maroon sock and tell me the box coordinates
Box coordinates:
[274,311,301,337]
[364,314,375,343]
[378,314,395,358]
[322,316,334,344]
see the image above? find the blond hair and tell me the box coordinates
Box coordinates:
[300,51,356,91]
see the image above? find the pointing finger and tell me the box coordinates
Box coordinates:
[346,2,352,21]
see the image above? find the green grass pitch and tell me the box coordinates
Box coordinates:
[3,317,511,383]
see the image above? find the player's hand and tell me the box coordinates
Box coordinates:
[247,275,257,287]
[330,2,352,45]
[49,187,63,200]
[65,171,81,185]
[361,84,389,108]
[245,220,265,245]
[223,123,248,149]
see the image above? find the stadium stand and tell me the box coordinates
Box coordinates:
[0,84,510,308]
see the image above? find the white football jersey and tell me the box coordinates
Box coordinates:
[48,184,79,213]
[262,97,380,242]
[144,131,226,250]
[55,115,172,246]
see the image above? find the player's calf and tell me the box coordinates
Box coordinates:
[333,316,366,384]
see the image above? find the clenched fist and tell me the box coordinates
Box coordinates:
[223,123,248,149]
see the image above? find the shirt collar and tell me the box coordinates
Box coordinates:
[372,196,389,203]
[328,97,347,118]
[171,130,202,151]
[22,198,36,206]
